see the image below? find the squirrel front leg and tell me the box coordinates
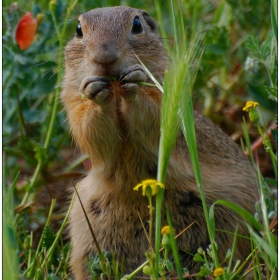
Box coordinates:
[61,81,122,167]
[118,64,162,156]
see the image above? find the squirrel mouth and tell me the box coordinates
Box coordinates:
[91,61,126,80]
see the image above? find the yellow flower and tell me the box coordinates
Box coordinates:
[161,226,172,249]
[133,179,164,196]
[213,267,225,277]
[161,226,171,235]
[243,101,260,124]
[242,101,259,112]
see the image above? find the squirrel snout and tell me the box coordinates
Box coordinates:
[91,43,120,64]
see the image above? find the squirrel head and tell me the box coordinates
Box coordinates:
[64,6,168,83]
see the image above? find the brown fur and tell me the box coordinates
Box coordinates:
[61,6,257,279]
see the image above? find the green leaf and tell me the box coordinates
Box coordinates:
[206,43,228,55]
[34,143,47,165]
[42,226,56,250]
[225,249,232,260]
[271,128,277,144]
[46,273,60,280]
[193,253,205,262]
[182,267,189,276]
[248,227,277,267]
[246,35,268,63]
[208,201,216,240]
[197,265,211,277]
[29,70,57,97]
[247,83,277,111]
[205,27,230,57]
[263,178,277,188]
[263,86,278,102]
[42,226,60,266]
[209,200,262,232]
[271,0,278,42]
[3,171,20,280]
[165,259,174,272]
[87,252,113,277]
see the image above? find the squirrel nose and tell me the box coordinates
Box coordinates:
[91,43,120,64]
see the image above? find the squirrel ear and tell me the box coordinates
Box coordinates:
[141,11,157,32]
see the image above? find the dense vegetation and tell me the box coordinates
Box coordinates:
[3,0,277,279]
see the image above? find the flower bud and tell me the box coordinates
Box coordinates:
[161,225,172,249]
[248,108,260,124]
[36,13,44,27]
[143,265,152,275]
[243,101,260,124]
[49,0,57,15]
[15,12,37,50]
[161,233,171,249]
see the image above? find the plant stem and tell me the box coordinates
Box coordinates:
[40,193,75,270]
[148,195,154,251]
[256,124,277,178]
[121,261,149,280]
[15,162,42,223]
[155,144,168,274]
[23,199,56,277]
[159,248,168,280]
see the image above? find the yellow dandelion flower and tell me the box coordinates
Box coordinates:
[161,226,171,235]
[242,101,259,112]
[213,267,225,277]
[133,179,164,196]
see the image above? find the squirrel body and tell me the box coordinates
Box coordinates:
[61,6,257,279]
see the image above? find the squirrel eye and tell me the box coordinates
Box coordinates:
[131,16,143,34]
[76,23,83,37]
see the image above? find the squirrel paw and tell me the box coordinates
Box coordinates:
[119,64,147,83]
[121,83,141,96]
[118,64,147,97]
[79,76,111,103]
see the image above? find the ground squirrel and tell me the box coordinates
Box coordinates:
[61,6,257,279]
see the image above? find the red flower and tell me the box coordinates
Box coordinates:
[15,12,38,50]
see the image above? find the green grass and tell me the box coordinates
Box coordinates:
[3,0,277,279]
